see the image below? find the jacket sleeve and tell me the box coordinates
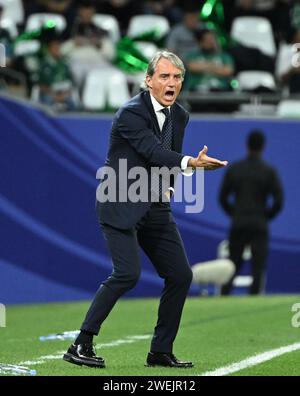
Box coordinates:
[116,107,184,169]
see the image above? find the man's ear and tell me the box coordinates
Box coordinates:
[146,75,152,89]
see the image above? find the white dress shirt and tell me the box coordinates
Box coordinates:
[150,94,194,177]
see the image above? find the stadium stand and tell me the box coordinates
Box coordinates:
[0,0,299,114]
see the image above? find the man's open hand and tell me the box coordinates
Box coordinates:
[188,145,228,170]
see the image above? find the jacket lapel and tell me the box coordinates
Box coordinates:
[141,90,161,137]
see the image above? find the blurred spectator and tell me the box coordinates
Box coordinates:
[142,0,183,26]
[39,37,77,111]
[71,0,112,46]
[219,130,283,295]
[165,4,205,62]
[61,0,115,86]
[97,0,143,35]
[291,0,300,30]
[279,30,300,94]
[185,29,234,92]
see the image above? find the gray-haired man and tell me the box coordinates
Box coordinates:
[63,51,227,369]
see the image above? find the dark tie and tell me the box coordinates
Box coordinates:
[160,107,173,150]
[151,108,173,201]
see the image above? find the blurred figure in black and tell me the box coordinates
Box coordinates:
[219,130,283,295]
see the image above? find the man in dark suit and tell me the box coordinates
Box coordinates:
[63,51,227,369]
[219,130,283,295]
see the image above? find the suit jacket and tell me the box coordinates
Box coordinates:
[219,155,283,231]
[96,90,189,229]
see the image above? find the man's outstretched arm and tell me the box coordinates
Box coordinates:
[188,145,228,170]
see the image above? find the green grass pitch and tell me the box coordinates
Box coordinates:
[0,295,299,376]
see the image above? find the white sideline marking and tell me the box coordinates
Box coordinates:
[16,335,300,375]
[18,334,151,367]
[201,342,300,376]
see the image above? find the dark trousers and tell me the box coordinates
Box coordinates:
[221,227,269,295]
[81,203,193,353]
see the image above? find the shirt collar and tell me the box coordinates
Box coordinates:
[150,93,171,114]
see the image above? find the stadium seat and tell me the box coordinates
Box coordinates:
[0,0,24,24]
[127,15,170,39]
[134,41,158,61]
[26,13,67,33]
[237,71,276,91]
[277,100,300,118]
[107,70,131,108]
[0,17,17,37]
[82,68,130,110]
[92,14,120,43]
[231,16,276,57]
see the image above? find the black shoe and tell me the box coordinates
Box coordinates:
[146,352,194,368]
[63,343,105,368]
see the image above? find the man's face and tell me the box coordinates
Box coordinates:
[49,41,61,58]
[79,6,95,23]
[200,32,218,52]
[184,12,200,30]
[146,58,183,107]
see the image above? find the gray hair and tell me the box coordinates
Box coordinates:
[142,50,185,88]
